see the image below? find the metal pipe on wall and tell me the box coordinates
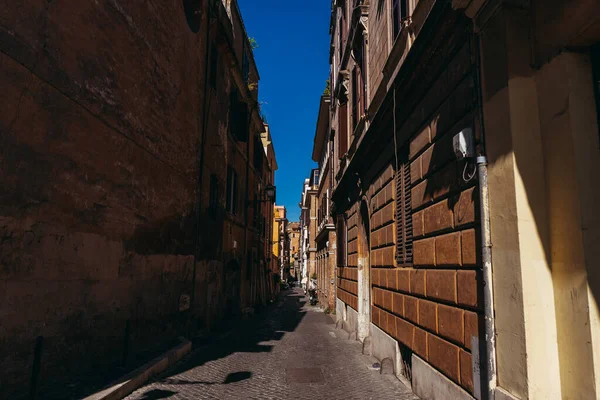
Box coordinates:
[476,156,497,400]
[474,32,497,400]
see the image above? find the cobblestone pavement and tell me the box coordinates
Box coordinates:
[124,289,418,400]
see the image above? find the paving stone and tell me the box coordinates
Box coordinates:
[124,289,419,400]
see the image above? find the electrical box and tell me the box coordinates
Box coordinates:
[453,128,474,160]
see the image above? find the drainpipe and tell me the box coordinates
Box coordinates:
[474,33,497,400]
[476,155,496,400]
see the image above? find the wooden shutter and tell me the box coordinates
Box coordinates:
[396,159,413,265]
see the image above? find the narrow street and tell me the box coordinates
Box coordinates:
[3,1,600,399]
[124,289,418,400]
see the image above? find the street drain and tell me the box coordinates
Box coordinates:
[285,368,325,384]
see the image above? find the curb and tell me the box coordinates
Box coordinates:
[83,337,192,400]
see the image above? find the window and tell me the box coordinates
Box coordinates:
[253,135,263,172]
[253,193,259,227]
[336,214,347,267]
[338,103,349,157]
[340,1,347,48]
[209,174,218,218]
[352,68,358,132]
[392,0,409,39]
[313,170,320,186]
[226,166,238,214]
[209,43,218,88]
[396,154,413,264]
[339,6,345,65]
[183,0,201,33]
[352,39,367,133]
[230,89,249,141]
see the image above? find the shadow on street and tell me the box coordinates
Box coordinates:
[136,290,307,395]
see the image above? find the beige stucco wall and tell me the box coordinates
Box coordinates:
[481,7,562,399]
[536,51,600,400]
[481,5,600,399]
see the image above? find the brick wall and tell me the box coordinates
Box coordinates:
[368,0,391,100]
[335,9,480,394]
[369,164,396,268]
[371,34,481,395]
[0,1,209,394]
[0,0,271,396]
[337,203,359,311]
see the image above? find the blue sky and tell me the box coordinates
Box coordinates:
[237,0,331,222]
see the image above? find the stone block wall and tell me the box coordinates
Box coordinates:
[370,32,482,395]
[337,203,359,311]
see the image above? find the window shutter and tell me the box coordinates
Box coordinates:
[396,159,413,265]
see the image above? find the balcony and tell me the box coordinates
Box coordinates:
[316,216,335,242]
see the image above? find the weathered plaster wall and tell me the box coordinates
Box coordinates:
[0,0,271,396]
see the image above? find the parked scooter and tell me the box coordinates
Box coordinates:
[308,288,318,306]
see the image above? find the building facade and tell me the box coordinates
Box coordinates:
[299,171,320,290]
[273,205,288,281]
[299,178,311,289]
[327,0,600,400]
[312,96,338,311]
[286,222,301,280]
[0,0,279,396]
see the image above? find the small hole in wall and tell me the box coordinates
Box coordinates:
[399,342,413,381]
[183,0,202,33]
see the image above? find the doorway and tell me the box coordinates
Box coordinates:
[357,199,371,341]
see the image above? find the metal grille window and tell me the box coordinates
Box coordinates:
[395,158,413,265]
